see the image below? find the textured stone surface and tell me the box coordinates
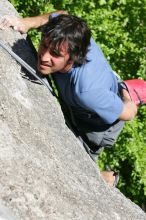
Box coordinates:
[0,1,146,219]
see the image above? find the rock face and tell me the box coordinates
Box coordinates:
[0,1,146,219]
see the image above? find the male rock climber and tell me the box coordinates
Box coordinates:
[0,11,138,186]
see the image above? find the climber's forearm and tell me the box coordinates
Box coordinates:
[21,10,68,30]
[0,10,68,34]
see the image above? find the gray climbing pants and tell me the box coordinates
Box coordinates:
[78,120,125,162]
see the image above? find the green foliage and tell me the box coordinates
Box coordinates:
[9,0,146,208]
[98,116,146,205]
[10,0,55,17]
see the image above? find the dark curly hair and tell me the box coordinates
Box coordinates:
[41,14,91,66]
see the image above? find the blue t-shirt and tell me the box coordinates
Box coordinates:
[53,38,123,126]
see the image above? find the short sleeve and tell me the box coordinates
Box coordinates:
[76,89,124,124]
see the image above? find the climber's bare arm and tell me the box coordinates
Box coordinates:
[119,89,138,121]
[0,10,68,33]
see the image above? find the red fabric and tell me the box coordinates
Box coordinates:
[124,79,146,105]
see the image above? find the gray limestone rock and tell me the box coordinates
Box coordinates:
[0,0,146,219]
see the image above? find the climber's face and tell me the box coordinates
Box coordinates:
[37,38,73,75]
